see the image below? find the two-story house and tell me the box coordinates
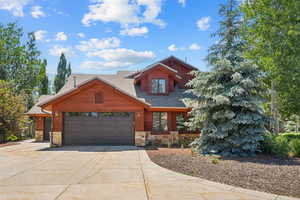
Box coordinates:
[27,56,199,146]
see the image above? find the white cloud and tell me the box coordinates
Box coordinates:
[120,26,148,36]
[168,43,201,51]
[80,61,132,70]
[82,0,165,28]
[189,43,201,50]
[76,37,121,52]
[197,17,211,31]
[31,6,45,18]
[78,33,85,38]
[87,48,155,61]
[168,44,178,51]
[55,32,68,41]
[34,30,47,41]
[178,0,186,7]
[49,45,75,57]
[0,0,31,17]
[81,48,155,70]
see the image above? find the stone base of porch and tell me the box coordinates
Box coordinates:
[50,131,62,147]
[35,130,43,142]
[147,132,199,146]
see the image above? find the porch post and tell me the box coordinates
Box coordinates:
[134,110,147,146]
[50,111,63,147]
[35,116,44,142]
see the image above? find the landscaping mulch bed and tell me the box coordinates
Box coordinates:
[147,147,300,198]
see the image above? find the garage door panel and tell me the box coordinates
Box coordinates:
[64,112,134,145]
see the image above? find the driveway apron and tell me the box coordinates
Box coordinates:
[0,141,298,200]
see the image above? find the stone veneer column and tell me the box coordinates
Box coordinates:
[135,131,148,146]
[50,131,62,147]
[170,131,179,144]
[35,130,44,142]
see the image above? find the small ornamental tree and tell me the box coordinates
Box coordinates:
[185,0,267,156]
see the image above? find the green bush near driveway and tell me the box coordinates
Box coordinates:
[261,132,300,157]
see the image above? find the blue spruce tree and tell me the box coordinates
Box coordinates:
[185,0,267,156]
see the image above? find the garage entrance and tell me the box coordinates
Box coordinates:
[64,112,134,145]
[44,117,51,141]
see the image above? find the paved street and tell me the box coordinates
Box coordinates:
[0,140,298,200]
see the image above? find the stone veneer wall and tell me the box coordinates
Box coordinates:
[147,132,199,146]
[135,131,148,146]
[51,131,62,147]
[35,130,44,142]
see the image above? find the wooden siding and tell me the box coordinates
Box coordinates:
[135,58,195,94]
[136,65,179,94]
[51,81,145,132]
[35,116,44,131]
[162,59,195,88]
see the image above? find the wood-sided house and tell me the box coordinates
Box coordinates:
[27,56,199,146]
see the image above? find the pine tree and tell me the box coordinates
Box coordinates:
[207,0,244,66]
[38,59,49,95]
[186,0,267,156]
[54,53,68,93]
[66,62,72,78]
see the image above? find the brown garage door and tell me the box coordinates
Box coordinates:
[64,112,134,145]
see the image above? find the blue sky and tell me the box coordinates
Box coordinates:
[0,0,226,76]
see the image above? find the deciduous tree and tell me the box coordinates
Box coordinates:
[0,80,30,140]
[242,0,300,118]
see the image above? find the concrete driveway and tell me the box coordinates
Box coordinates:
[0,140,298,200]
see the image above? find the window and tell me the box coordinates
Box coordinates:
[152,112,168,132]
[64,112,130,118]
[151,79,166,94]
[95,92,103,104]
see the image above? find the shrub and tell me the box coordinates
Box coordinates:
[261,133,300,157]
[281,132,300,141]
[179,135,198,148]
[272,136,289,157]
[211,158,220,164]
[6,134,18,142]
[261,133,276,154]
[288,139,300,157]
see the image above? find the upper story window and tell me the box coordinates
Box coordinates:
[151,79,166,94]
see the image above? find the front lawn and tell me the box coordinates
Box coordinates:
[147,147,300,198]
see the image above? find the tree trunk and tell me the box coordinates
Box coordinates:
[271,81,280,134]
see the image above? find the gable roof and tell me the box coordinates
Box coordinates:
[135,62,178,76]
[132,62,183,82]
[38,75,150,107]
[126,56,198,79]
[161,55,198,70]
[27,56,197,114]
[27,95,53,115]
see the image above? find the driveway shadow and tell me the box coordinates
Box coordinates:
[38,145,144,152]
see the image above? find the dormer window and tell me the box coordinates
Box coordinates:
[151,79,166,94]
